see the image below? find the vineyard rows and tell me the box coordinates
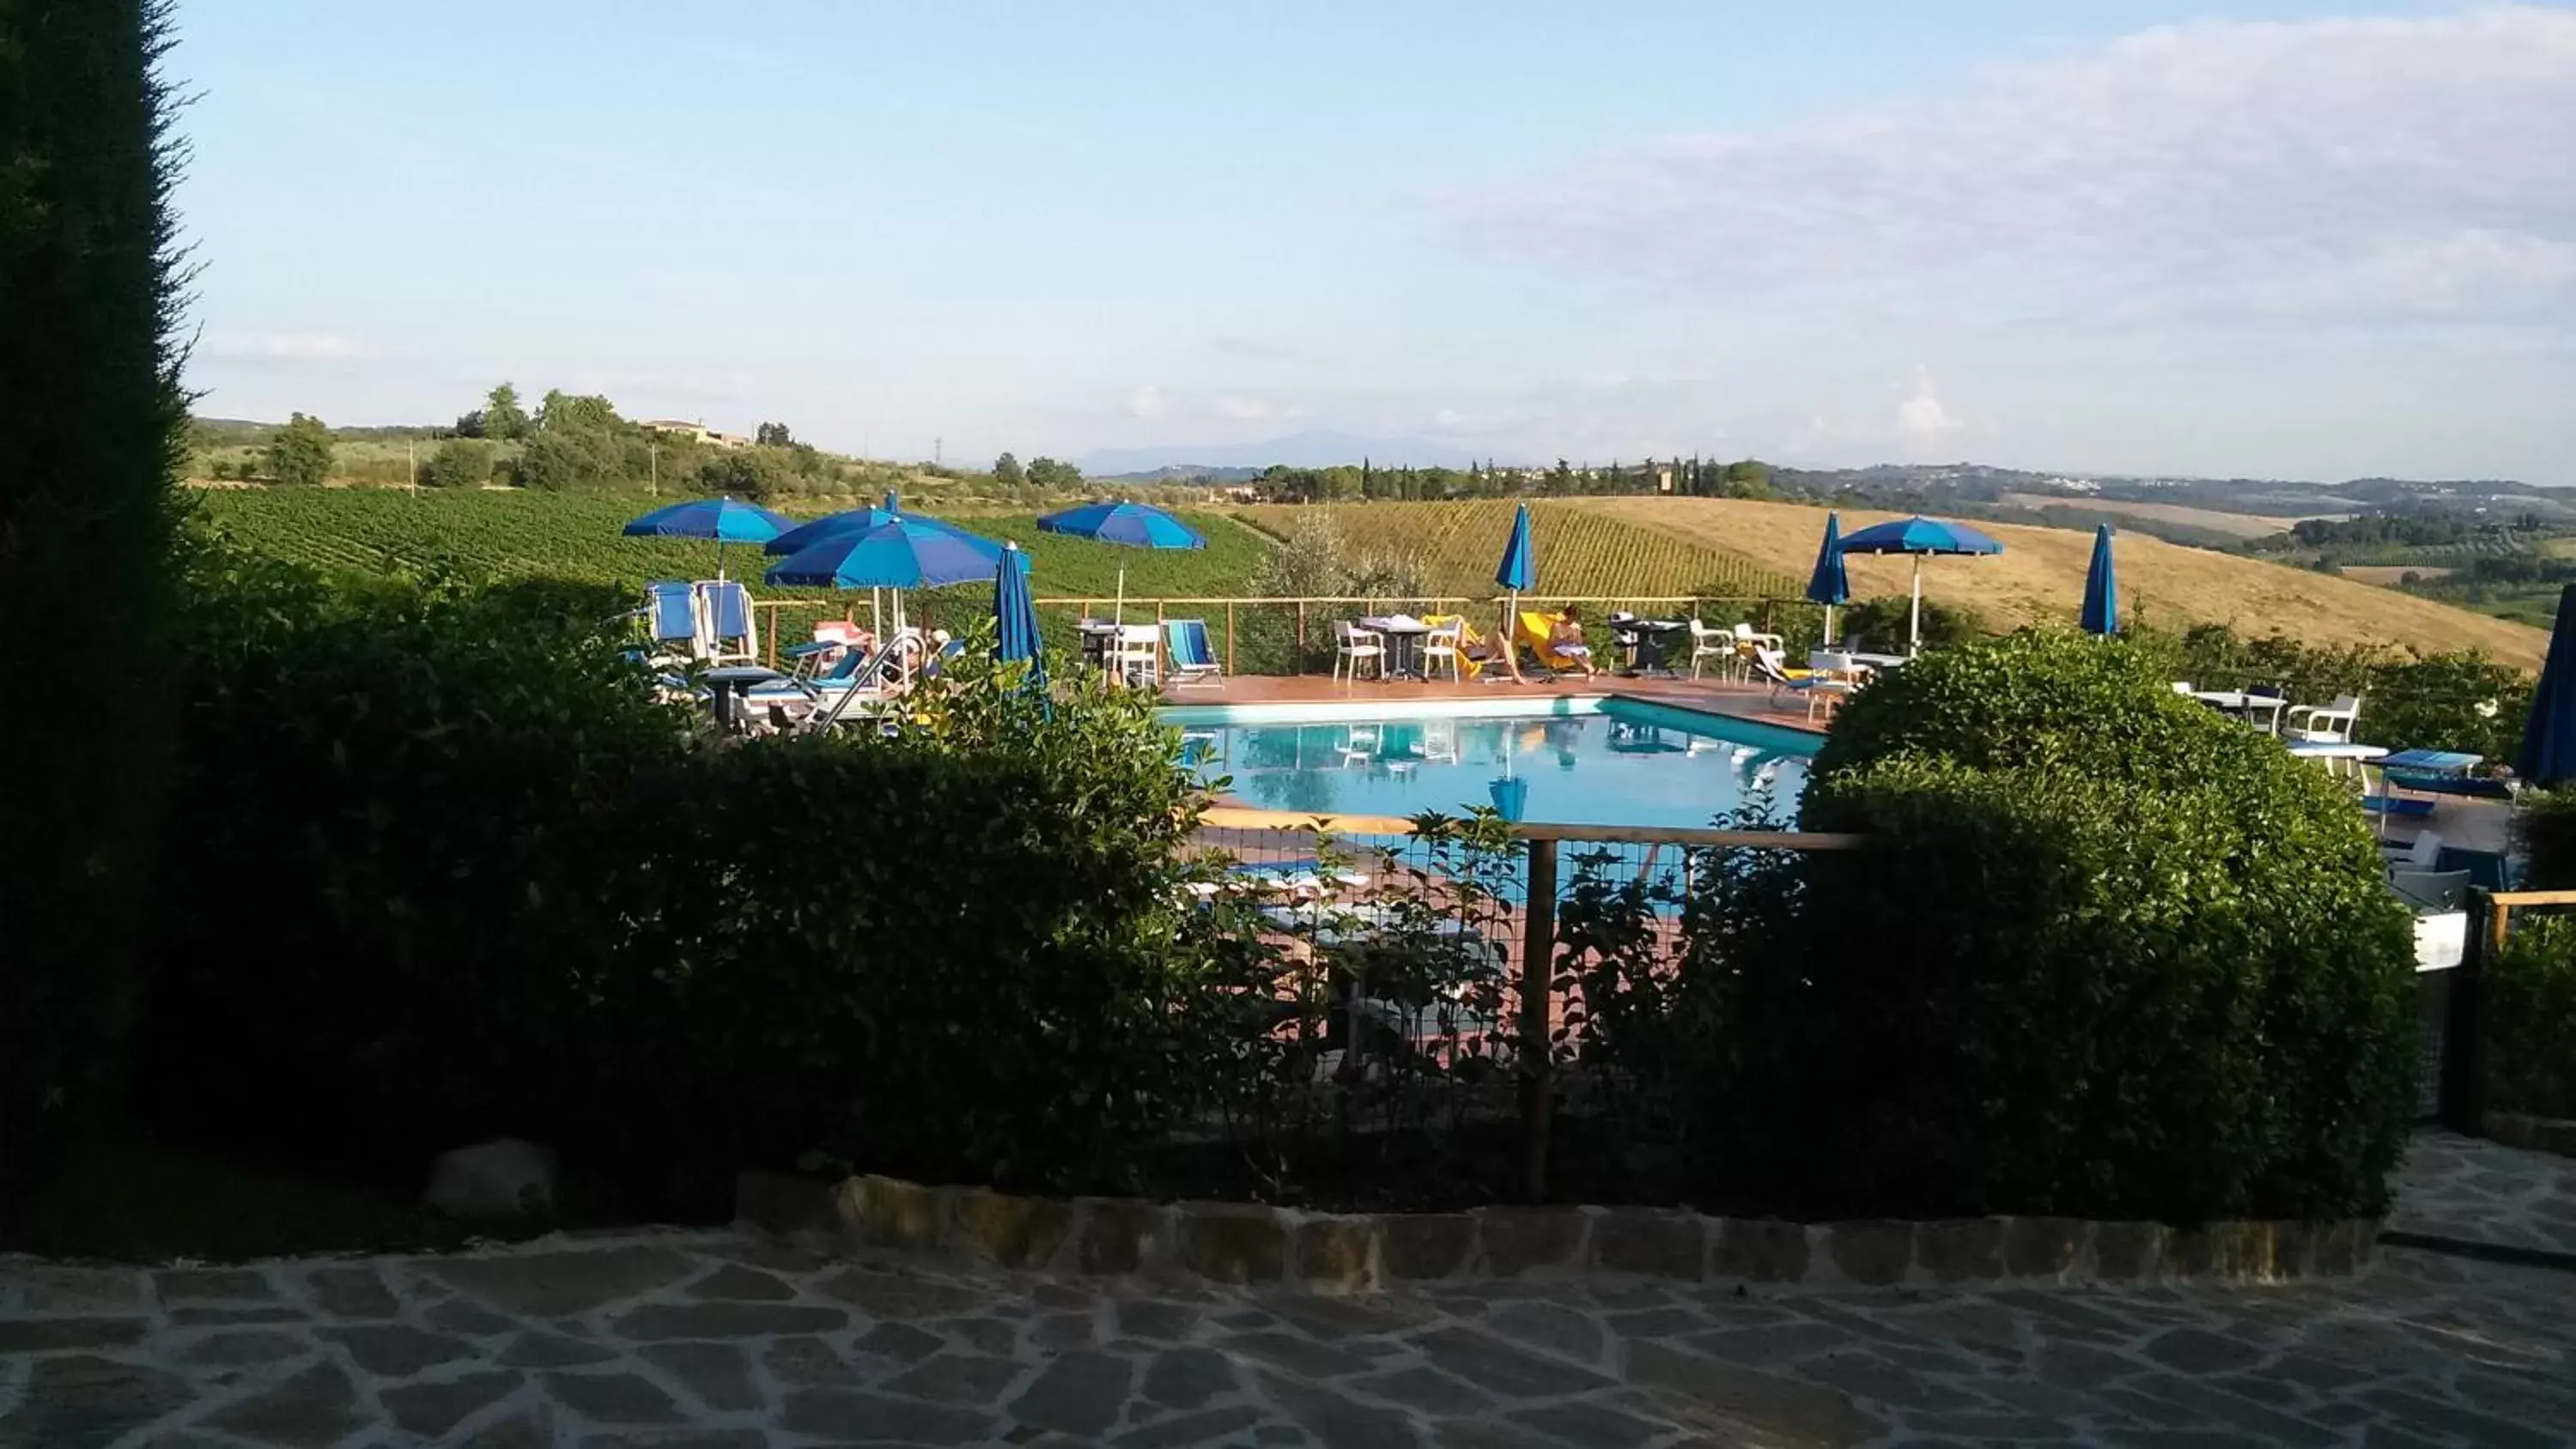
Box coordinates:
[1231,501,1800,603]
[196,488,1274,601]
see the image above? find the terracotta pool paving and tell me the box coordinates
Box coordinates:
[6,1133,2574,1446]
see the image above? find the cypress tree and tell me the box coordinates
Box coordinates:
[0,0,190,1216]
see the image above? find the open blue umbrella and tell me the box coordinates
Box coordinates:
[1037,499,1206,621]
[2081,524,2120,637]
[1038,500,1206,550]
[623,495,793,579]
[1837,515,2005,653]
[766,516,1004,590]
[2518,585,2576,786]
[764,505,899,556]
[1806,512,1850,646]
[768,516,1005,649]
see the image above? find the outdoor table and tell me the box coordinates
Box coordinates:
[2193,690,2287,734]
[1075,621,1121,669]
[1843,652,1909,671]
[1615,619,1688,676]
[702,664,787,731]
[1358,615,1431,680]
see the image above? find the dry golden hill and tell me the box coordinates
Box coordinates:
[1571,497,2546,669]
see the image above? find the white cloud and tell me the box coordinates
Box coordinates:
[1895,367,1965,458]
[1123,384,1168,419]
[1211,395,1274,421]
[1446,7,2576,326]
[203,331,370,361]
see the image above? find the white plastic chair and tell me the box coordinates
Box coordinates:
[2287,694,2362,744]
[1111,623,1161,688]
[1334,621,1385,682]
[1686,620,1735,680]
[1419,618,1467,682]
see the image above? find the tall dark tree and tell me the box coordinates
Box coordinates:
[755,421,793,446]
[0,0,191,1215]
[483,381,529,441]
[991,452,1024,486]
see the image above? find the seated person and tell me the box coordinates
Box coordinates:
[1547,607,1597,676]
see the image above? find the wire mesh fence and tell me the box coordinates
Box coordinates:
[1174,807,1856,1204]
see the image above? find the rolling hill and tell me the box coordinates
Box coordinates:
[1570,497,2549,668]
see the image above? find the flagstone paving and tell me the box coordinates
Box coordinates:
[5,1135,2575,1447]
[2387,1131,2576,1259]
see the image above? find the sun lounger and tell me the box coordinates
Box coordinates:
[1512,611,1591,674]
[694,579,758,664]
[642,580,702,664]
[1163,619,1223,686]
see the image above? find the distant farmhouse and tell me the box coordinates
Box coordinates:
[642,418,750,449]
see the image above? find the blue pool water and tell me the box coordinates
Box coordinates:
[1177,700,1817,830]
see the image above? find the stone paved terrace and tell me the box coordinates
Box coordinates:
[6,1133,2576,1448]
[2388,1131,2576,1262]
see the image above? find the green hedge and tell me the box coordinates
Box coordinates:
[140,546,1206,1204]
[2490,916,2576,1120]
[1745,631,2419,1221]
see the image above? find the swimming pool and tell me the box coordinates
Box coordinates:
[1166,697,1818,830]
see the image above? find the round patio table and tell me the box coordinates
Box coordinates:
[2193,690,2287,735]
[1358,615,1432,680]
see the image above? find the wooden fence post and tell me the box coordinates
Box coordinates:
[1226,602,1236,675]
[1296,601,1307,659]
[2441,890,2499,1133]
[1517,838,1559,1203]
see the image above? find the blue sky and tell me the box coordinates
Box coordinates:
[177,1,2576,482]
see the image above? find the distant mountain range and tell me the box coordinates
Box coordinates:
[1082,429,1481,477]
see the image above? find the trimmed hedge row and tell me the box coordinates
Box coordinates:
[138,546,1206,1207]
[1704,632,2420,1222]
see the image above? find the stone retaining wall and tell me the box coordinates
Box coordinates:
[2485,1111,2576,1161]
[736,1171,2379,1292]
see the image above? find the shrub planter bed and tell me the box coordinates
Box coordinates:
[2484,1112,2576,1161]
[737,1170,2379,1291]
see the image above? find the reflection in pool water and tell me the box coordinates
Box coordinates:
[1184,711,1810,830]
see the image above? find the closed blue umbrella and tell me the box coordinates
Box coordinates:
[1037,499,1206,621]
[994,543,1042,663]
[1806,512,1850,645]
[623,494,793,580]
[2518,585,2576,785]
[1837,515,2005,654]
[1495,504,1536,681]
[2081,524,2120,637]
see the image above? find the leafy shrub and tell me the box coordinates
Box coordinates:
[2490,914,2576,1119]
[141,549,1212,1202]
[1741,632,2418,1221]
[422,437,495,488]
[1836,593,1982,654]
[2516,788,2576,890]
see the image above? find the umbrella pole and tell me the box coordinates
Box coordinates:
[1505,591,1526,682]
[1115,567,1126,626]
[1910,555,1923,654]
[1824,603,1836,648]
